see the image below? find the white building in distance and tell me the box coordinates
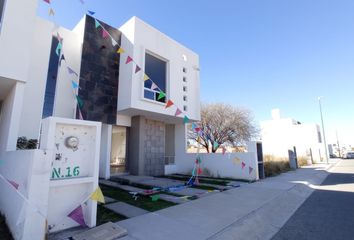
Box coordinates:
[260,109,325,163]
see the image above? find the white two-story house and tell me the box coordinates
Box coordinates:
[0,0,200,179]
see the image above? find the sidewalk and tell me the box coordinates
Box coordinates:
[115,162,337,240]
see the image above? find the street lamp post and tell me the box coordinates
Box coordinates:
[318,97,329,164]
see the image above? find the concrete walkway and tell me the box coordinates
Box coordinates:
[115,162,336,240]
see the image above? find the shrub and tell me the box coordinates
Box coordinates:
[16,137,38,150]
[264,155,290,177]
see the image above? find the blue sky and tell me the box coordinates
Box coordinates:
[37,0,354,144]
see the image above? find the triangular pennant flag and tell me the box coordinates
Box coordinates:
[249,166,253,174]
[76,95,84,108]
[183,115,189,124]
[49,8,55,16]
[117,47,125,54]
[78,108,84,120]
[43,0,50,4]
[143,74,150,81]
[102,29,109,38]
[71,81,79,89]
[150,82,158,90]
[213,141,219,149]
[175,108,182,116]
[125,56,133,64]
[222,147,226,155]
[67,67,78,76]
[192,122,197,130]
[233,157,241,164]
[7,179,19,190]
[197,156,202,164]
[60,54,65,62]
[90,187,105,203]
[94,19,101,28]
[68,205,86,227]
[87,10,95,15]
[241,161,246,169]
[135,65,141,73]
[151,195,160,202]
[56,32,63,43]
[111,38,118,47]
[55,42,62,56]
[158,91,166,100]
[197,167,203,175]
[165,100,174,108]
[192,166,196,176]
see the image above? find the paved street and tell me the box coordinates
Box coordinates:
[272,159,354,240]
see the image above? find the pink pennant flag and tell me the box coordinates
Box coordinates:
[249,166,253,174]
[43,0,50,4]
[150,82,158,90]
[7,179,19,190]
[78,108,84,120]
[175,108,182,116]
[241,162,246,169]
[135,65,141,73]
[68,205,86,227]
[125,56,133,64]
[102,29,109,38]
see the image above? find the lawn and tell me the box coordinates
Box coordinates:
[0,214,13,240]
[96,205,126,225]
[100,185,176,212]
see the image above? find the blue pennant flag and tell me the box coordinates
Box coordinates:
[55,42,62,56]
[87,10,95,15]
[71,81,79,89]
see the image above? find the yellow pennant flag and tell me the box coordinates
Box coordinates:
[117,47,125,54]
[90,187,105,203]
[144,74,150,81]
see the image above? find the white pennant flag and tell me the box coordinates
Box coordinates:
[111,38,118,47]
[150,82,158,90]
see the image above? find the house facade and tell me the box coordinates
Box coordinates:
[0,0,200,178]
[260,109,325,163]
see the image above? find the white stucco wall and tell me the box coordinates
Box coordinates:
[0,82,25,152]
[19,17,83,139]
[0,149,53,240]
[0,0,37,82]
[118,17,200,122]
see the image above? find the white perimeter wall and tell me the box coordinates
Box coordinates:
[173,124,259,181]
[0,149,53,240]
[118,17,201,121]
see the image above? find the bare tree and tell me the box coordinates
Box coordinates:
[189,103,258,153]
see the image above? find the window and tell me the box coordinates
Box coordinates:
[0,0,6,31]
[183,67,187,73]
[183,86,187,92]
[42,37,60,118]
[183,76,187,82]
[144,52,167,103]
[183,105,187,111]
[183,95,187,101]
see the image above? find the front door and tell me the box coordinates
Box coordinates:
[110,126,127,175]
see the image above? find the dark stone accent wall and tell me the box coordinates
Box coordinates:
[77,15,121,124]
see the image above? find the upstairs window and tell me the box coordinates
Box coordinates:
[42,37,60,118]
[144,52,166,103]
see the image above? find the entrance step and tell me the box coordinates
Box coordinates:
[72,222,127,240]
[99,180,159,196]
[157,194,190,204]
[104,202,149,218]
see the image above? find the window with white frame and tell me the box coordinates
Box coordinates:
[144,52,167,103]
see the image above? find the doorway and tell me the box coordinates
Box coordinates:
[110,126,127,175]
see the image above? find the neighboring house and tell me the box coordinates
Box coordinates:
[260,109,325,163]
[0,0,200,178]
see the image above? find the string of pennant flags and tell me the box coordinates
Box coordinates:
[0,172,105,228]
[43,0,191,124]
